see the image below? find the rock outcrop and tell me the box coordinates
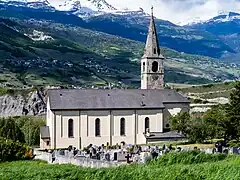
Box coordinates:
[0,90,46,117]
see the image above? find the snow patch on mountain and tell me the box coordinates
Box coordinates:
[0,0,54,9]
[186,12,240,26]
[42,0,116,12]
[0,0,116,12]
[209,12,240,23]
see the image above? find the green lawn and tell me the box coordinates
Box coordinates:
[1,152,240,180]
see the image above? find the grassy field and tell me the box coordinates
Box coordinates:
[179,82,236,94]
[1,152,240,180]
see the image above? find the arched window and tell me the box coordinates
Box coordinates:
[120,118,125,136]
[68,119,74,138]
[95,118,100,136]
[145,117,150,133]
[143,62,145,72]
[153,48,156,54]
[152,61,158,72]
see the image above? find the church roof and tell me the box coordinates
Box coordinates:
[48,89,189,110]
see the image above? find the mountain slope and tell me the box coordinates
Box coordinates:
[187,12,240,61]
[0,2,236,59]
[1,17,239,89]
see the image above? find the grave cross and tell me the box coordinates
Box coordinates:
[125,153,132,164]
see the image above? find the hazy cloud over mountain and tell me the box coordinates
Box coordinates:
[107,0,240,25]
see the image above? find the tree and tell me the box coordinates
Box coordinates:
[203,105,227,139]
[170,112,207,143]
[226,81,240,140]
[14,116,46,146]
[170,112,191,136]
[187,118,207,143]
[0,117,25,143]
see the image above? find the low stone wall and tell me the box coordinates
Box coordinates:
[55,155,123,168]
[34,150,51,163]
[34,149,124,168]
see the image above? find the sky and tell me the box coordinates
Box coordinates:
[106,0,240,25]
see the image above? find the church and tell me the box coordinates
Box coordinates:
[40,9,190,150]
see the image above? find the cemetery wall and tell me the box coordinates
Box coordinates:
[34,150,123,168]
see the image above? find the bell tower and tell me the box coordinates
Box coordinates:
[141,7,164,89]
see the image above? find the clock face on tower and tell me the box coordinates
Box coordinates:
[152,75,159,81]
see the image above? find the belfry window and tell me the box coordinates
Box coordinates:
[143,62,145,72]
[120,118,126,136]
[153,48,156,54]
[145,117,150,133]
[95,118,100,136]
[68,119,74,138]
[152,61,158,72]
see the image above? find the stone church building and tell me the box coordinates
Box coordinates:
[40,9,190,149]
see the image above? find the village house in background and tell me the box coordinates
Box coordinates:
[40,9,190,150]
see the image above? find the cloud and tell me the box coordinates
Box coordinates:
[107,0,240,25]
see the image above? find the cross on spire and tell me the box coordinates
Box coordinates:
[151,6,154,16]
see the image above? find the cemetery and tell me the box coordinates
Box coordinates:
[34,140,240,168]
[2,146,240,180]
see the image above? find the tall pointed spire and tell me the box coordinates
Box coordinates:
[143,6,161,57]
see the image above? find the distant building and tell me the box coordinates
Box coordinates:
[40,8,190,150]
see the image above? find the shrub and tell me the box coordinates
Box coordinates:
[149,151,228,166]
[0,138,34,162]
[203,84,214,88]
[228,140,240,148]
[193,99,203,104]
[0,117,25,143]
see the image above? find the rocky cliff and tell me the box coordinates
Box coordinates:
[0,89,46,117]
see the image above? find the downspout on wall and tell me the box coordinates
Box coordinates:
[110,110,113,146]
[79,110,81,150]
[53,111,56,149]
[134,110,137,145]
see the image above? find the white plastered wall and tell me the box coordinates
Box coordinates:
[81,110,111,148]
[111,110,136,145]
[136,109,163,144]
[55,110,80,149]
[47,107,167,149]
[46,97,54,149]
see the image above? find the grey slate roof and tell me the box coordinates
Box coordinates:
[40,126,50,139]
[48,89,189,110]
[146,131,185,139]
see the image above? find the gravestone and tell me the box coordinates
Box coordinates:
[232,147,239,154]
[114,152,117,161]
